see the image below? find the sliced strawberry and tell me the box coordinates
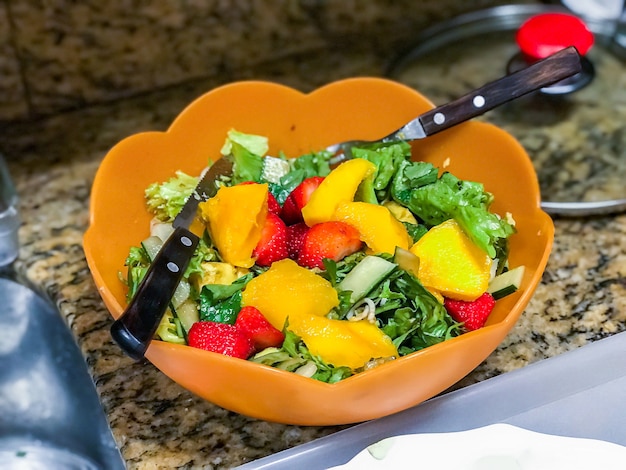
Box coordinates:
[188,321,255,359]
[235,306,285,351]
[239,181,281,215]
[443,292,496,331]
[281,176,325,225]
[297,221,362,269]
[253,212,289,266]
[280,195,300,225]
[286,222,310,260]
[266,193,281,215]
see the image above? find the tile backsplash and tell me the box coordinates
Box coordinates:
[1,0,521,122]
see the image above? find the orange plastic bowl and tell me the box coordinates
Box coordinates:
[84,78,553,425]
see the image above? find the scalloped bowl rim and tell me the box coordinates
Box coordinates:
[84,78,553,425]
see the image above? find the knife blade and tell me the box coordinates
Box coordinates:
[110,157,233,361]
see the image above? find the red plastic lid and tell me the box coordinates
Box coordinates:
[516,13,594,61]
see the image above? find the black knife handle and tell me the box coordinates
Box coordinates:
[418,46,582,136]
[110,226,199,361]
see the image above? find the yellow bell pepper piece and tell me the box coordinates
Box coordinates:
[301,158,376,226]
[289,313,398,369]
[201,184,268,268]
[156,309,185,344]
[332,201,411,255]
[241,259,339,330]
[194,262,249,290]
[410,219,492,301]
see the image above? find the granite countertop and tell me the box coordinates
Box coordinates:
[2,50,626,469]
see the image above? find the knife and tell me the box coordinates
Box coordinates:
[110,157,233,361]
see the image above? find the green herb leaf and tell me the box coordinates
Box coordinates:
[198,273,252,324]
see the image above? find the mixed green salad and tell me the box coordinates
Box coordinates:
[123,130,519,383]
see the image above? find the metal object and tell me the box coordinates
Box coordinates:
[110,157,232,361]
[0,278,125,469]
[328,47,581,163]
[0,155,20,267]
[0,158,123,468]
[237,331,626,469]
[388,4,626,217]
[541,198,626,216]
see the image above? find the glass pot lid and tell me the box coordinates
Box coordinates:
[388,4,626,216]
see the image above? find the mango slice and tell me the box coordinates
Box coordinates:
[201,184,268,268]
[332,201,411,255]
[289,313,398,369]
[241,259,339,330]
[301,158,376,226]
[410,219,492,301]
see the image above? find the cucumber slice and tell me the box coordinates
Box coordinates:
[487,265,525,300]
[174,299,200,333]
[338,255,397,304]
[171,279,191,308]
[141,235,163,262]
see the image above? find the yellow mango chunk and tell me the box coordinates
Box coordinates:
[383,200,418,225]
[289,313,398,369]
[410,219,492,301]
[201,184,268,268]
[241,259,339,330]
[301,158,376,226]
[332,202,411,255]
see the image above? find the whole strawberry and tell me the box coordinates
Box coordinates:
[281,176,325,225]
[297,221,362,269]
[188,321,255,359]
[286,222,310,260]
[443,292,496,331]
[253,212,289,266]
[235,306,285,351]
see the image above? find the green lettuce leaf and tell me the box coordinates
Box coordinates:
[391,161,514,258]
[145,171,198,222]
[219,129,268,184]
[220,129,269,159]
[352,141,412,191]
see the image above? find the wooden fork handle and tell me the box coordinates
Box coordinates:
[417,46,582,136]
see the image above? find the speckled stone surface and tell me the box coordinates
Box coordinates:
[391,27,626,206]
[2,48,626,470]
[0,4,26,121]
[1,0,522,121]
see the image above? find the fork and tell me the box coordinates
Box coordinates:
[325,46,581,166]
